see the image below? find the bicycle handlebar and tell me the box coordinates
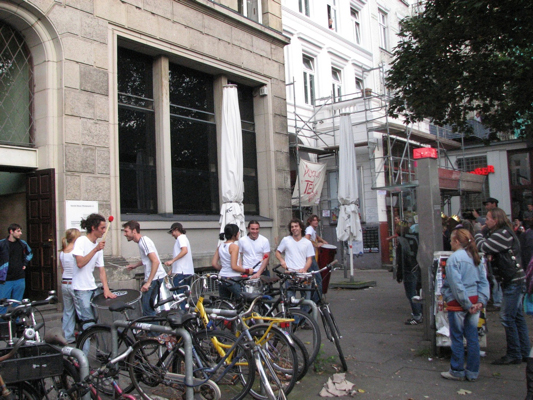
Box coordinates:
[154,292,188,308]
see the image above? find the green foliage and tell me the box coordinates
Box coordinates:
[386,0,533,138]
[313,344,336,373]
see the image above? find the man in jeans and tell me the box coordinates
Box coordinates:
[72,214,116,331]
[0,224,33,314]
[123,220,167,316]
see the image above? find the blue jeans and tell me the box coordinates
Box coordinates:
[141,278,165,317]
[172,274,193,310]
[219,280,242,300]
[448,310,481,380]
[73,289,97,332]
[309,259,323,303]
[500,282,530,359]
[492,276,502,306]
[62,283,77,343]
[0,278,26,314]
[403,271,422,319]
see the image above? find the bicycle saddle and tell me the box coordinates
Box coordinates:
[241,291,263,302]
[260,276,279,284]
[108,301,135,312]
[166,312,195,328]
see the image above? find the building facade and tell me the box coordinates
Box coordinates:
[282,0,460,268]
[0,0,290,298]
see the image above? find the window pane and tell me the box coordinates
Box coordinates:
[118,107,157,213]
[0,23,33,146]
[169,65,214,113]
[509,152,531,186]
[170,117,219,214]
[117,48,157,214]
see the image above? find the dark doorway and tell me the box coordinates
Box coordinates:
[26,169,56,300]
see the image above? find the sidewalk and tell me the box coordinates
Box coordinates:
[291,269,530,400]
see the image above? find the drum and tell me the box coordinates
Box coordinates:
[318,244,337,294]
[91,288,142,326]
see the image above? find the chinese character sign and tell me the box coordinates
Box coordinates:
[291,159,327,206]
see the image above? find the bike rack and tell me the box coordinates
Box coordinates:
[298,299,319,322]
[62,346,91,400]
[111,320,194,400]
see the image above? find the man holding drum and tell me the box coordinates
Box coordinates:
[123,220,167,316]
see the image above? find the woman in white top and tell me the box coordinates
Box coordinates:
[212,224,253,300]
[59,228,81,343]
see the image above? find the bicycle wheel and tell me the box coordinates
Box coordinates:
[42,358,84,399]
[76,325,134,395]
[195,330,255,400]
[290,333,309,381]
[286,309,321,365]
[7,381,42,400]
[322,308,348,372]
[247,324,298,399]
[128,337,184,399]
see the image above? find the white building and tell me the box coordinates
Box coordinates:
[282,0,461,267]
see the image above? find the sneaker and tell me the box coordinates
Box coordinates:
[441,371,464,381]
[405,317,422,325]
[466,377,477,382]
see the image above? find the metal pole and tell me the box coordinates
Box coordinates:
[112,320,194,400]
[62,347,91,400]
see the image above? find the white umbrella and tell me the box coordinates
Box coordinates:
[336,114,363,280]
[219,85,245,239]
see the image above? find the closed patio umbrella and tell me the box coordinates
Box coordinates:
[219,85,245,238]
[336,114,362,280]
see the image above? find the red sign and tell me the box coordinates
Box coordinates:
[413,148,438,159]
[469,165,494,175]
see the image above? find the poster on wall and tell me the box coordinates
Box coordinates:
[291,159,327,206]
[66,201,99,231]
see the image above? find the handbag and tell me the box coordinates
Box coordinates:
[524,293,533,316]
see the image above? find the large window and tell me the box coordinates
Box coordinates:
[169,64,218,214]
[299,0,310,17]
[118,48,157,214]
[0,22,34,147]
[509,150,533,221]
[118,48,260,216]
[456,156,490,216]
[378,10,389,50]
[302,55,316,105]
[332,68,342,102]
[351,7,361,44]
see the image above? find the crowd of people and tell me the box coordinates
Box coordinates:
[3,200,533,395]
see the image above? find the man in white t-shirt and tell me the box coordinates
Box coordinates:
[72,213,116,331]
[164,223,194,309]
[276,219,316,307]
[276,219,315,272]
[123,221,167,316]
[239,220,270,278]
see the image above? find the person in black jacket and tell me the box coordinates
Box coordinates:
[475,207,530,365]
[396,222,422,325]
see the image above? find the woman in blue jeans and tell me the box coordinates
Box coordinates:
[441,228,490,381]
[475,207,530,365]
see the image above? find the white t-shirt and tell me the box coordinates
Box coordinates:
[239,234,270,271]
[172,234,194,275]
[305,226,317,242]
[137,236,167,282]
[277,236,315,271]
[218,242,241,278]
[60,251,76,280]
[71,236,104,290]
